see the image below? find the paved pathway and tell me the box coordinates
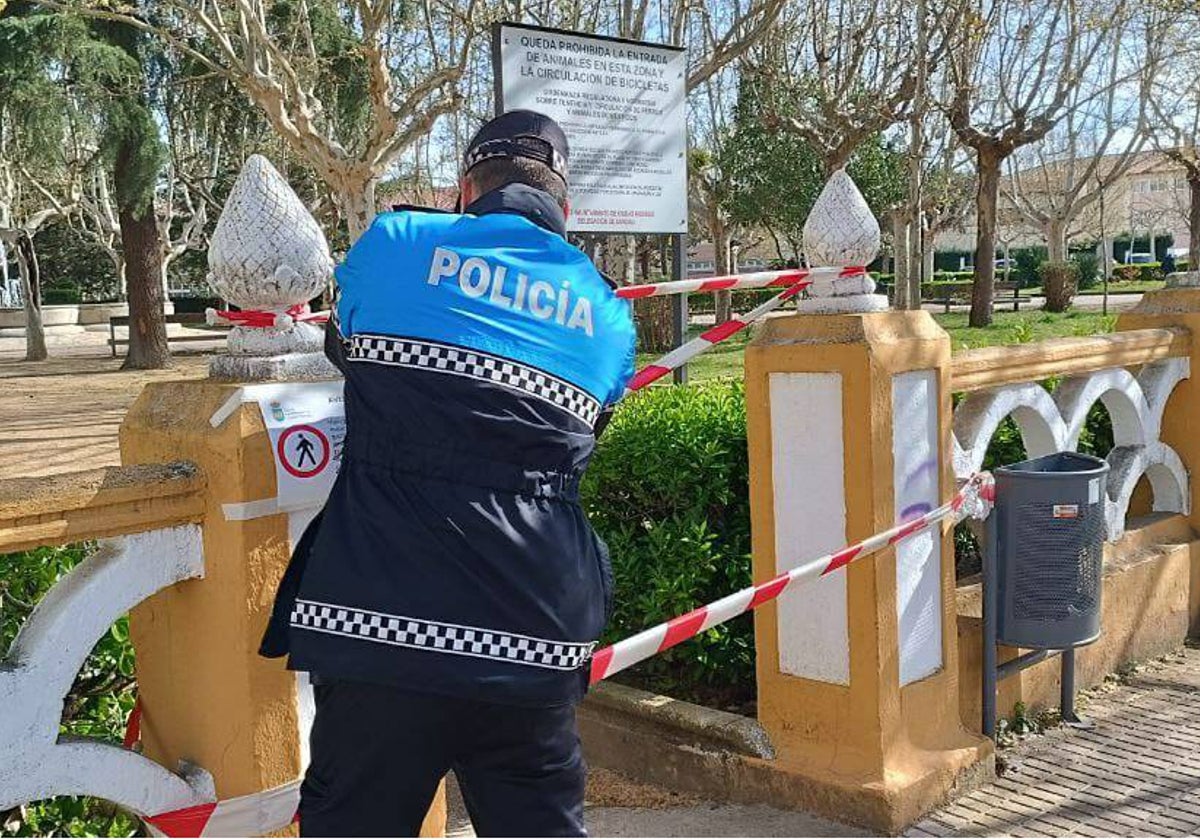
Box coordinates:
[445,768,863,838]
[0,352,209,480]
[910,646,1200,838]
[449,647,1200,837]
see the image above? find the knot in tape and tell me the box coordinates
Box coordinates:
[953,472,996,523]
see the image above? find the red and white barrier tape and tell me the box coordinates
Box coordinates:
[627,280,797,390]
[588,472,996,684]
[205,304,330,329]
[625,267,868,392]
[615,266,865,300]
[146,781,300,837]
[123,700,142,750]
[141,472,993,836]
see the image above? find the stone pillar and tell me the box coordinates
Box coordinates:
[1118,274,1200,630]
[120,156,445,835]
[745,173,990,832]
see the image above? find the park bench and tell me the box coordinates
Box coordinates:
[108,312,229,356]
[924,280,1030,314]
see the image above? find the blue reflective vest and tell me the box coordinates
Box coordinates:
[262,185,637,707]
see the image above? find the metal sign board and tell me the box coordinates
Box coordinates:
[493,22,688,235]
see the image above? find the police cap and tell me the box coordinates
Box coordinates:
[463,110,569,184]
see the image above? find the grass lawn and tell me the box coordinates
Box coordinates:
[938,309,1116,350]
[639,309,1118,384]
[1077,280,1165,295]
[1024,280,1165,296]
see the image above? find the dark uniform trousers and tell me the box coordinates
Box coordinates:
[299,679,586,838]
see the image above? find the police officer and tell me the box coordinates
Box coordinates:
[261,110,636,837]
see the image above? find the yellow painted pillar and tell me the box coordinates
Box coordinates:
[118,155,446,835]
[120,381,447,836]
[745,309,990,831]
[1118,275,1200,630]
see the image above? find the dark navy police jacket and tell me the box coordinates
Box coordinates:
[261,184,636,707]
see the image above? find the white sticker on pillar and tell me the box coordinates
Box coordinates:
[892,370,943,685]
[769,372,849,685]
[296,671,315,771]
[251,381,346,512]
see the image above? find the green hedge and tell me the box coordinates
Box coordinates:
[42,287,83,305]
[686,288,780,315]
[1113,262,1165,283]
[581,381,754,710]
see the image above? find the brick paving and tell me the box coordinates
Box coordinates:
[910,647,1200,837]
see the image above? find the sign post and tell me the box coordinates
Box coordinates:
[493,22,690,381]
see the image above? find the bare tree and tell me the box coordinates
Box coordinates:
[1143,2,1200,270]
[755,0,959,174]
[1003,16,1146,264]
[577,0,787,288]
[894,94,974,308]
[944,0,1127,326]
[58,0,489,238]
[0,58,85,361]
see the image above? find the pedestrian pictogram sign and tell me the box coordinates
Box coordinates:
[245,381,346,511]
[277,424,331,479]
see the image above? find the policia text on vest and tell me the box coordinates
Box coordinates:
[427,246,597,337]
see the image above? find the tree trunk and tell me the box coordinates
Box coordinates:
[923,231,936,287]
[907,214,924,309]
[1046,218,1067,264]
[713,215,733,324]
[336,172,378,241]
[0,235,9,307]
[16,233,46,361]
[1189,175,1200,270]
[624,236,638,285]
[109,99,170,370]
[893,213,910,309]
[971,151,1002,327]
[120,204,170,369]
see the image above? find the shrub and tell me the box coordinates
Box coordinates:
[1071,252,1100,290]
[1113,263,1140,283]
[1111,262,1164,283]
[1013,246,1049,287]
[633,296,676,352]
[41,286,82,305]
[934,250,974,272]
[1138,262,1165,283]
[1039,261,1079,312]
[687,288,784,316]
[582,381,754,710]
[169,295,224,314]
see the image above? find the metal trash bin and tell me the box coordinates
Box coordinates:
[993,452,1109,650]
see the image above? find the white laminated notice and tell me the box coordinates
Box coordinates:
[251,381,346,511]
[1089,478,1101,505]
[495,23,688,235]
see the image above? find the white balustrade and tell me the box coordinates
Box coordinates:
[952,357,1191,540]
[0,526,213,818]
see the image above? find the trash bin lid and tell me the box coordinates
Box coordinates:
[995,451,1109,479]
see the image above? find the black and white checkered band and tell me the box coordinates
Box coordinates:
[348,334,602,426]
[464,137,567,182]
[291,599,596,671]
